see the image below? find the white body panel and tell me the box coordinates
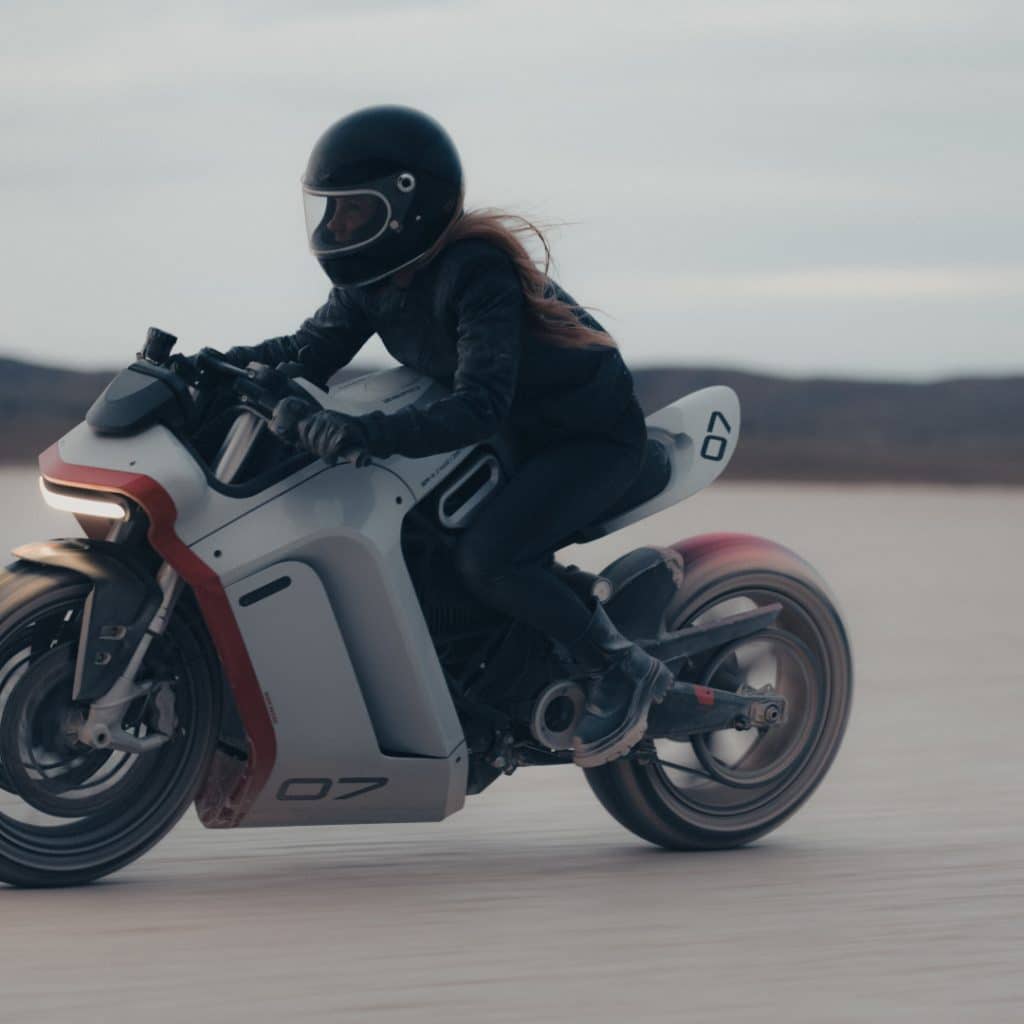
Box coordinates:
[228,562,464,825]
[51,366,739,826]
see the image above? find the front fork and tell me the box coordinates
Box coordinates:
[76,412,265,754]
[75,563,183,753]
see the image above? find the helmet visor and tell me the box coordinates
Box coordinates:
[303,189,391,256]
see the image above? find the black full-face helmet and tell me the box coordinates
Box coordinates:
[301,105,464,287]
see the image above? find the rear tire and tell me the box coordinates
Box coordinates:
[585,534,853,850]
[0,561,220,887]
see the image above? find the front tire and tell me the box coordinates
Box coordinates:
[0,561,220,887]
[585,534,853,850]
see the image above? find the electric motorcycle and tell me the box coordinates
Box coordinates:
[0,328,852,887]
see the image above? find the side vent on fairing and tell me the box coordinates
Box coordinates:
[437,454,502,529]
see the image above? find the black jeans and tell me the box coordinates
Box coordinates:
[454,392,648,646]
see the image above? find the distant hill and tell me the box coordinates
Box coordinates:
[0,359,115,467]
[631,366,1024,485]
[1,356,1021,484]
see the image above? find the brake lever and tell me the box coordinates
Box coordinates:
[195,348,249,380]
[231,365,369,467]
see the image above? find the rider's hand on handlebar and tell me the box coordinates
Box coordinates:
[268,396,320,445]
[276,405,371,467]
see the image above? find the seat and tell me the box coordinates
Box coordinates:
[476,433,672,547]
[571,437,672,543]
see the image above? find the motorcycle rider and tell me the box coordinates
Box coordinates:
[204,105,675,767]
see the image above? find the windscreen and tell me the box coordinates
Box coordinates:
[303,189,391,255]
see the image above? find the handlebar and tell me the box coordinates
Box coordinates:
[194,349,250,380]
[192,348,370,468]
[193,349,312,414]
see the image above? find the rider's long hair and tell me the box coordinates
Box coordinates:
[415,199,618,351]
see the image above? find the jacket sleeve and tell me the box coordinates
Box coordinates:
[245,288,372,386]
[355,250,523,459]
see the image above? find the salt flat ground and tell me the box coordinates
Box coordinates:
[0,469,1021,1022]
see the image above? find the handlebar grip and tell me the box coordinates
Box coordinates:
[196,348,248,378]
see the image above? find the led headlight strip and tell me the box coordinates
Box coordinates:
[39,477,128,520]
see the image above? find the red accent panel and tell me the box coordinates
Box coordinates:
[38,443,276,826]
[693,685,715,707]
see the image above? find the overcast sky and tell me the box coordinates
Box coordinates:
[1,0,1021,378]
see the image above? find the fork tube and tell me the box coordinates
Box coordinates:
[213,411,266,485]
[101,563,183,691]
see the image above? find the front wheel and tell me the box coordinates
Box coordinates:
[585,534,853,850]
[0,561,220,887]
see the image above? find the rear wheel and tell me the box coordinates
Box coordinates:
[0,562,220,887]
[585,535,852,850]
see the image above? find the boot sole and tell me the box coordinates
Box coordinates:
[572,662,674,769]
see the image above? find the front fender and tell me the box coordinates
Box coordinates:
[12,539,161,702]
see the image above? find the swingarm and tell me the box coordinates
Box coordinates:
[647,603,782,668]
[646,680,786,740]
[643,604,788,740]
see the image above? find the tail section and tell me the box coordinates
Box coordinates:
[584,386,741,540]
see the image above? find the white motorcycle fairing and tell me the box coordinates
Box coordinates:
[39,367,740,828]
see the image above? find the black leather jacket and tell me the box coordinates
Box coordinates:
[251,238,641,459]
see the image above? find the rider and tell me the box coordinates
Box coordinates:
[205,105,675,767]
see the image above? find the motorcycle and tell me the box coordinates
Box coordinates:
[0,327,852,887]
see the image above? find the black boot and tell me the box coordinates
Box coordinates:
[565,599,675,767]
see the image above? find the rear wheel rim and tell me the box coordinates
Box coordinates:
[688,627,819,789]
[644,576,848,834]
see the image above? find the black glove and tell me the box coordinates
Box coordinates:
[268,395,320,445]
[295,409,370,466]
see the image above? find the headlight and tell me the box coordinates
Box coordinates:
[39,478,128,520]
